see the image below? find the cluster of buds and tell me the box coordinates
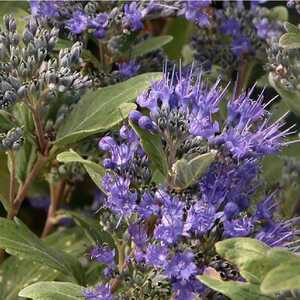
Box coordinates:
[0,127,24,151]
[0,15,90,112]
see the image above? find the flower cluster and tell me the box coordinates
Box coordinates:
[84,66,299,299]
[191,1,283,74]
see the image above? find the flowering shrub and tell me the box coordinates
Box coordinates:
[0,1,299,300]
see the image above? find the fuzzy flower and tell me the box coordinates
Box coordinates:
[224,216,254,237]
[91,13,109,39]
[128,223,148,248]
[123,2,144,31]
[91,246,115,266]
[145,245,170,268]
[84,283,114,300]
[119,60,140,78]
[65,10,89,34]
[184,1,211,26]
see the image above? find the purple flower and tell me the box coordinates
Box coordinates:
[231,35,252,57]
[84,283,114,300]
[164,252,196,280]
[29,1,59,18]
[123,2,144,31]
[184,1,211,26]
[138,116,156,131]
[65,11,89,34]
[224,202,240,220]
[220,18,241,36]
[28,196,50,212]
[224,216,254,237]
[255,190,277,221]
[119,60,140,78]
[91,246,115,266]
[128,223,148,248]
[99,136,116,152]
[91,13,109,39]
[110,143,133,166]
[129,110,142,123]
[137,192,159,220]
[145,245,170,268]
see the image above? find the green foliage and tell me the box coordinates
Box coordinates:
[0,110,15,130]
[172,151,217,189]
[130,121,168,177]
[0,227,86,300]
[0,153,11,212]
[54,73,161,145]
[19,281,85,300]
[0,218,84,284]
[122,35,173,58]
[279,22,300,49]
[56,151,105,191]
[198,238,300,299]
[269,6,288,22]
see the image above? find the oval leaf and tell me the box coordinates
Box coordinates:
[19,282,84,300]
[57,151,105,191]
[54,73,161,145]
[172,151,217,189]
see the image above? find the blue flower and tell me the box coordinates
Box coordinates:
[231,34,252,56]
[84,283,114,300]
[123,2,144,31]
[220,18,241,36]
[145,245,170,268]
[137,191,159,220]
[91,13,109,39]
[224,216,254,237]
[91,246,115,266]
[119,60,140,78]
[65,10,89,34]
[164,252,196,280]
[255,190,278,221]
[184,1,211,26]
[128,223,148,248]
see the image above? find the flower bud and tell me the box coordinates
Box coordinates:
[129,110,142,122]
[22,28,34,45]
[17,85,28,98]
[99,136,116,151]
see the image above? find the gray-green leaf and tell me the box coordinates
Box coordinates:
[0,217,84,284]
[172,151,217,189]
[54,73,161,145]
[279,22,300,49]
[56,151,105,191]
[19,281,85,300]
[130,121,168,177]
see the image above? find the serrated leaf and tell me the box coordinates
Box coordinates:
[0,227,86,300]
[54,73,161,145]
[130,121,168,177]
[0,217,84,284]
[260,262,300,294]
[215,238,276,284]
[19,281,85,300]
[197,275,273,300]
[57,151,106,191]
[123,35,173,58]
[172,151,217,189]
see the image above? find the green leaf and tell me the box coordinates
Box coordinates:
[56,151,105,191]
[0,153,11,212]
[215,238,276,284]
[54,73,161,145]
[130,121,168,177]
[12,102,35,133]
[19,281,85,300]
[123,35,173,58]
[0,217,84,284]
[15,140,37,184]
[172,151,217,189]
[0,227,86,300]
[269,72,300,116]
[260,263,300,294]
[197,275,273,300]
[279,22,300,49]
[269,6,288,22]
[57,210,115,251]
[0,110,15,130]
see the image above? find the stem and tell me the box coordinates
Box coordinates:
[32,109,46,154]
[237,60,248,95]
[8,155,45,220]
[7,150,16,205]
[41,180,66,238]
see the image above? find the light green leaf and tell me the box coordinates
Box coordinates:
[172,151,217,189]
[260,263,300,294]
[12,102,35,133]
[0,227,86,300]
[19,281,85,300]
[123,35,173,58]
[197,276,273,300]
[54,73,161,145]
[215,238,276,284]
[279,22,300,49]
[270,6,288,22]
[0,217,84,284]
[57,151,105,191]
[130,121,168,177]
